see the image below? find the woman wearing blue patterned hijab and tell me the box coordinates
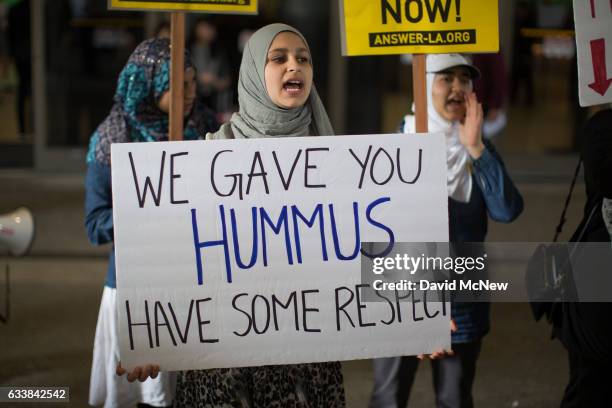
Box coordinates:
[87,37,217,165]
[85,38,218,408]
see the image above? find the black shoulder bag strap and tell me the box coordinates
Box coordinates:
[553,158,583,242]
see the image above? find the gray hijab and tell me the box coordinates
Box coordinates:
[208,23,334,140]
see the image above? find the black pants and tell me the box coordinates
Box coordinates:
[558,303,612,407]
[561,350,612,408]
[370,341,482,408]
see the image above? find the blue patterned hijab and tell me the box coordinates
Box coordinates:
[87,38,217,165]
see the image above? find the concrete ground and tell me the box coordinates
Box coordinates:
[0,152,586,407]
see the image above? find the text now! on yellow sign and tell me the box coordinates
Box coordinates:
[108,0,257,14]
[340,0,499,56]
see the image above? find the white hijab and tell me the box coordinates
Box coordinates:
[402,73,473,203]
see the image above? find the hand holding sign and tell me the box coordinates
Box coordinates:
[116,362,159,383]
[417,318,458,360]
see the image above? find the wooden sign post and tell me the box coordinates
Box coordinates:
[339,0,500,134]
[413,54,428,133]
[108,0,259,140]
[170,12,185,141]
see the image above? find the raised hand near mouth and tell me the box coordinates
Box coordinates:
[459,92,485,159]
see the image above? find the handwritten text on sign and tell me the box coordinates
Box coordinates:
[111,134,450,370]
[108,0,258,14]
[573,0,612,106]
[339,0,499,56]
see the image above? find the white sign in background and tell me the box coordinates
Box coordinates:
[111,134,450,371]
[573,0,612,106]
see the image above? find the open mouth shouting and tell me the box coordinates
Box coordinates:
[446,94,465,109]
[282,79,304,96]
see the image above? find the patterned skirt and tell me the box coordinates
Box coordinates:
[173,362,345,408]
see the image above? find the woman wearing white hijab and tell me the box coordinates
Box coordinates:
[370,54,523,408]
[118,24,345,407]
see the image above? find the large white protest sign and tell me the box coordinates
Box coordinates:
[573,0,612,106]
[111,134,450,370]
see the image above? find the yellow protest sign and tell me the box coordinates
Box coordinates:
[340,0,499,56]
[108,0,257,14]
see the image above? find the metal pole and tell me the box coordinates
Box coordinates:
[0,263,9,324]
[328,0,347,134]
[31,0,48,169]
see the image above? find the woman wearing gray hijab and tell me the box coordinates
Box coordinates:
[173,23,344,407]
[116,24,343,407]
[206,24,333,141]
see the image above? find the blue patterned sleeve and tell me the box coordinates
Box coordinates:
[472,140,524,223]
[85,161,114,245]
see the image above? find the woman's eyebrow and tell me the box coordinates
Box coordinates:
[268,47,309,54]
[268,48,288,54]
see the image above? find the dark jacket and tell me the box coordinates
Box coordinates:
[557,109,612,408]
[448,140,523,343]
